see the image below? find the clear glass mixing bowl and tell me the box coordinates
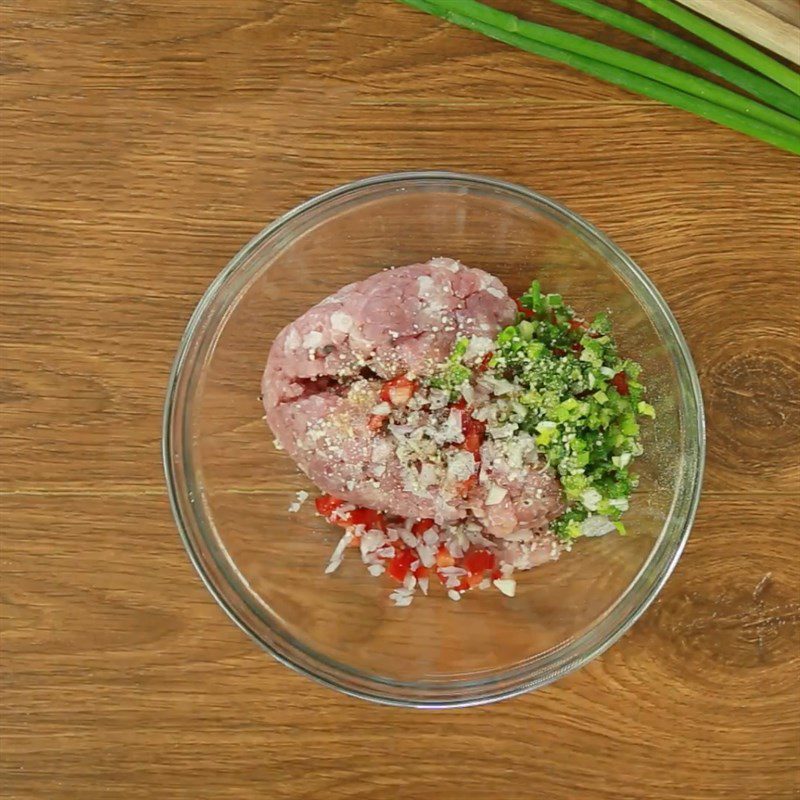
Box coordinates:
[163,172,704,707]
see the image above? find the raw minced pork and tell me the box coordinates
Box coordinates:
[262,258,563,545]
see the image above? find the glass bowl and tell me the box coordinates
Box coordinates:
[163,171,704,707]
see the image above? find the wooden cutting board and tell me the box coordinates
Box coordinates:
[674,0,800,64]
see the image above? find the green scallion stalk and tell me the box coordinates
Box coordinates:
[397,0,800,154]
[429,0,799,136]
[636,0,800,96]
[546,0,800,119]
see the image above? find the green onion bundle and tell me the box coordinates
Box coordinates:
[396,0,800,155]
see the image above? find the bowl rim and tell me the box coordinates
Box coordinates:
[163,170,705,708]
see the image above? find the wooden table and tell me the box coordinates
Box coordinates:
[2,2,798,798]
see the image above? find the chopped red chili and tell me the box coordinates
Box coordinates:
[315,494,344,518]
[611,371,629,396]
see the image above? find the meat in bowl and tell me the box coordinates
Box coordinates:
[262,258,653,604]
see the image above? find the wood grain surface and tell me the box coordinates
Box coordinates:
[1,1,799,798]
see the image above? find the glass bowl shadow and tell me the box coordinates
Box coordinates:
[163,171,704,708]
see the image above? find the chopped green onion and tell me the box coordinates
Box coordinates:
[638,401,656,418]
[489,280,653,542]
[518,319,535,340]
[428,336,472,395]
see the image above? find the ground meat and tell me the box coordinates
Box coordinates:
[262,258,563,539]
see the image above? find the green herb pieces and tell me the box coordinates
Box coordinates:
[428,336,472,397]
[490,281,652,543]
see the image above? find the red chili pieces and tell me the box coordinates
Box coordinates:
[315,494,387,533]
[611,371,629,396]
[515,298,533,318]
[367,413,387,432]
[315,494,344,518]
[462,416,486,455]
[462,548,495,575]
[315,496,504,597]
[345,507,387,532]
[387,546,415,583]
[455,474,478,498]
[435,544,456,568]
[379,374,418,406]
[435,546,497,592]
[411,518,436,537]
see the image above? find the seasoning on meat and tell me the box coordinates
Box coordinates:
[264,259,652,604]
